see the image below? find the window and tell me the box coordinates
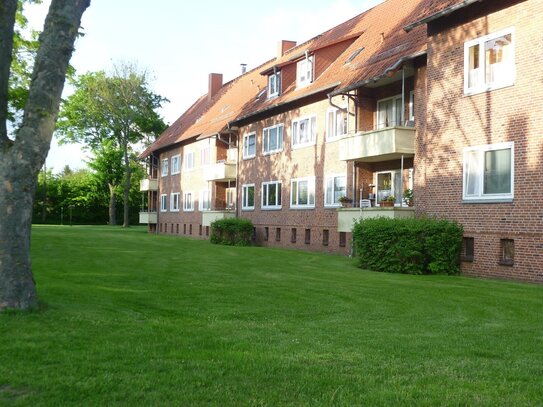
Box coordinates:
[326,108,348,140]
[261,181,282,209]
[463,142,514,201]
[200,145,210,167]
[292,116,317,147]
[291,228,297,243]
[170,192,180,212]
[199,225,202,236]
[276,227,281,241]
[408,91,415,122]
[199,190,211,211]
[297,55,314,87]
[263,124,283,154]
[268,72,280,98]
[226,187,236,209]
[242,184,255,210]
[322,229,329,246]
[305,229,311,245]
[462,237,474,262]
[161,158,168,176]
[243,132,256,159]
[500,239,514,266]
[264,227,269,241]
[465,28,515,94]
[291,177,315,209]
[183,192,194,211]
[339,232,346,247]
[324,175,346,207]
[160,194,167,212]
[377,95,403,129]
[184,151,195,171]
[171,155,181,175]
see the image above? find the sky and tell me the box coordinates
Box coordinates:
[26,0,384,173]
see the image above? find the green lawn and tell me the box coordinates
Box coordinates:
[1,225,542,406]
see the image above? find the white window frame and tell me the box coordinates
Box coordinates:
[262,124,284,155]
[241,184,255,211]
[292,115,317,148]
[171,155,181,175]
[161,158,168,177]
[290,176,316,209]
[261,181,282,210]
[183,191,194,211]
[463,142,514,202]
[464,27,515,95]
[324,174,347,207]
[326,107,348,141]
[268,72,280,98]
[377,94,403,129]
[160,194,168,212]
[200,144,210,167]
[184,151,195,171]
[243,132,256,159]
[226,187,236,209]
[297,55,314,88]
[199,190,211,211]
[408,91,415,122]
[170,192,180,212]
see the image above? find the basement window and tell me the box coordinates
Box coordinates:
[499,239,514,266]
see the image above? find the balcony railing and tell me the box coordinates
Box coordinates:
[203,161,236,182]
[339,126,415,162]
[139,178,158,192]
[337,207,415,232]
[201,210,236,227]
[139,211,157,224]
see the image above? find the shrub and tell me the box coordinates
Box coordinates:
[210,218,254,246]
[352,217,463,275]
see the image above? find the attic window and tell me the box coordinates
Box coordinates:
[297,55,314,88]
[268,71,280,98]
[345,47,364,64]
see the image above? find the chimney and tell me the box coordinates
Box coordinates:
[208,73,223,102]
[240,63,247,74]
[277,40,297,58]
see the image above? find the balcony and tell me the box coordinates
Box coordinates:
[203,161,236,182]
[339,126,415,162]
[139,178,158,191]
[337,207,415,232]
[201,210,236,227]
[139,211,157,224]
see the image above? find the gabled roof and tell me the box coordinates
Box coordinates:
[404,0,484,32]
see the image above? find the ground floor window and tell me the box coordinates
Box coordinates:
[339,232,347,247]
[323,229,329,246]
[276,228,281,241]
[305,229,311,245]
[242,184,255,210]
[462,237,474,262]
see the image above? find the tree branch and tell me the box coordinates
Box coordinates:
[0,0,17,146]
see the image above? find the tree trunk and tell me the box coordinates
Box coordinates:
[0,0,90,311]
[122,140,130,228]
[108,183,117,226]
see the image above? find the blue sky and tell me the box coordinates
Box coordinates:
[27,0,384,172]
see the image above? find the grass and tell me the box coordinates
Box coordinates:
[1,225,542,406]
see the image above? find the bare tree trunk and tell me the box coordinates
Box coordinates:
[0,0,90,311]
[108,183,116,226]
[122,140,130,228]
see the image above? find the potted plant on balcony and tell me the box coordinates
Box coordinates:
[403,189,414,207]
[380,195,395,207]
[338,196,353,207]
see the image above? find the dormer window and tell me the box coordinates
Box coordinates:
[268,71,280,98]
[297,55,314,87]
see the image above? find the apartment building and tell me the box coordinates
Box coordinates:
[140,0,542,282]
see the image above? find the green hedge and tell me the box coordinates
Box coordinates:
[210,218,254,246]
[352,217,463,275]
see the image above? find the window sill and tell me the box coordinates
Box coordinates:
[183,209,194,212]
[498,259,514,267]
[464,81,515,96]
[242,156,256,161]
[262,207,282,211]
[241,208,255,212]
[290,206,315,210]
[262,149,283,156]
[461,256,474,263]
[292,142,316,150]
[462,198,513,204]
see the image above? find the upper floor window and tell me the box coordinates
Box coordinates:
[463,142,514,202]
[170,192,180,212]
[242,184,255,210]
[297,55,314,87]
[377,95,402,129]
[171,155,181,175]
[291,177,315,209]
[243,132,256,159]
[263,124,283,154]
[268,72,280,98]
[324,174,346,207]
[200,144,210,167]
[184,151,195,171]
[326,108,348,140]
[464,28,515,94]
[160,194,167,212]
[183,192,194,211]
[161,158,168,176]
[292,116,316,148]
[262,181,282,209]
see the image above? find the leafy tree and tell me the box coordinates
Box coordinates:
[57,64,167,227]
[0,0,90,311]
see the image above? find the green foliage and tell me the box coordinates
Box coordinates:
[353,217,463,275]
[210,217,254,246]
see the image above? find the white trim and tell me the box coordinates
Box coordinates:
[183,191,194,212]
[464,27,515,95]
[376,94,403,129]
[324,174,347,207]
[171,154,181,175]
[261,180,282,210]
[170,192,180,212]
[262,124,284,155]
[241,184,255,211]
[408,91,415,122]
[200,145,211,167]
[290,176,316,209]
[326,107,348,141]
[160,194,168,212]
[243,132,256,159]
[161,158,169,177]
[268,72,280,98]
[297,55,314,88]
[462,142,514,202]
[199,189,211,211]
[184,151,195,171]
[292,115,317,148]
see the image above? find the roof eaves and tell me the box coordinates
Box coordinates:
[404,0,482,32]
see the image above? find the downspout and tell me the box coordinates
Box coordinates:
[401,65,405,125]
[227,122,240,219]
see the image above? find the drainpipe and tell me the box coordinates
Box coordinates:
[400,154,404,207]
[401,66,405,125]
[227,122,240,219]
